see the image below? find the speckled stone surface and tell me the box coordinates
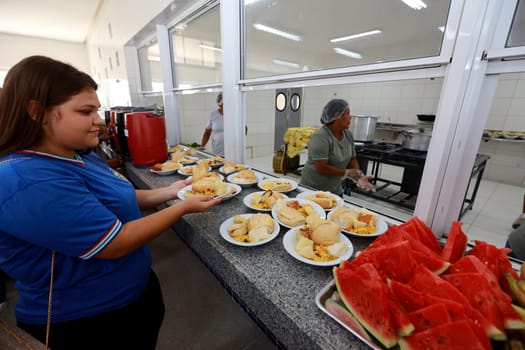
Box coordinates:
[126,163,402,350]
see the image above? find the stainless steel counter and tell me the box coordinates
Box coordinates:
[125,162,402,350]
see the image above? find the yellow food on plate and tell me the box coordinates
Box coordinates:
[226,213,274,243]
[330,206,377,234]
[304,191,338,209]
[232,169,257,184]
[260,179,293,192]
[275,199,318,227]
[151,161,181,172]
[222,161,247,174]
[250,190,284,210]
[186,178,229,198]
[294,218,347,262]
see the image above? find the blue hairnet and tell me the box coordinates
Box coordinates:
[320,98,349,124]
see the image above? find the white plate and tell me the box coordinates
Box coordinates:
[149,168,179,175]
[296,191,344,211]
[218,164,250,175]
[219,213,280,247]
[177,156,199,166]
[326,207,388,238]
[177,183,241,200]
[242,191,290,212]
[271,198,326,229]
[282,228,353,266]
[226,171,263,187]
[257,178,298,193]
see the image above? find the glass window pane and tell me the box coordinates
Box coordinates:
[170,5,222,88]
[138,41,163,92]
[243,0,451,79]
[507,0,525,47]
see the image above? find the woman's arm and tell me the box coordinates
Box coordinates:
[135,178,191,210]
[313,159,347,177]
[200,128,212,149]
[96,195,221,259]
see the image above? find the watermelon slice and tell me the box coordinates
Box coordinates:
[398,320,486,350]
[400,216,442,255]
[406,303,451,332]
[443,272,525,330]
[333,263,398,348]
[368,240,419,283]
[388,297,414,337]
[388,279,426,313]
[441,221,468,263]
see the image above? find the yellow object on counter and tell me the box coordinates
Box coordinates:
[283,126,318,158]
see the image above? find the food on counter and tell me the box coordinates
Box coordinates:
[150,161,181,172]
[188,178,229,197]
[303,191,338,209]
[221,161,247,174]
[275,199,318,227]
[192,161,213,182]
[329,206,377,234]
[231,169,257,184]
[294,216,346,262]
[259,179,293,192]
[179,166,196,175]
[207,156,224,167]
[226,213,275,243]
[250,190,284,210]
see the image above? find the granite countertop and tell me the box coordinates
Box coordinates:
[125,161,402,350]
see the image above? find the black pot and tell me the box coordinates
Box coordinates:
[417,114,436,122]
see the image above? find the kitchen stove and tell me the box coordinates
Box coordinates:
[345,141,489,219]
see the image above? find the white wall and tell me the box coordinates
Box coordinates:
[0,33,89,72]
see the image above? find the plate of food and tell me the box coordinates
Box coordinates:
[296,191,344,211]
[327,206,388,237]
[227,169,262,187]
[219,213,280,247]
[178,156,199,166]
[243,191,289,212]
[258,178,298,193]
[149,161,181,175]
[282,222,353,267]
[204,156,225,169]
[177,180,241,201]
[219,162,250,175]
[271,198,326,229]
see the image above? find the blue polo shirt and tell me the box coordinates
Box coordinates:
[0,150,151,324]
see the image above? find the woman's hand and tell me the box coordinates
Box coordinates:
[181,195,222,213]
[166,178,192,200]
[357,175,375,191]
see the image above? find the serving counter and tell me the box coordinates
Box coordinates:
[125,161,402,350]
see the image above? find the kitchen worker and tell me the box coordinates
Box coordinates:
[300,98,375,195]
[0,55,222,350]
[199,92,247,157]
[506,224,525,260]
[200,92,225,156]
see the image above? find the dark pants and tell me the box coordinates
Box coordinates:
[18,269,165,350]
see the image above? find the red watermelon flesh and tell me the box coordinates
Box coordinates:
[333,263,398,348]
[370,240,419,283]
[468,240,519,295]
[442,272,525,331]
[369,224,413,249]
[446,255,511,303]
[398,320,485,350]
[388,279,426,313]
[388,297,414,336]
[401,216,442,255]
[423,294,500,345]
[405,238,450,275]
[407,303,451,332]
[441,221,468,263]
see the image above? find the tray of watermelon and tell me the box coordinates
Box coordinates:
[316,216,525,349]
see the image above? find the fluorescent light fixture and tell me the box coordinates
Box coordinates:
[199,44,223,52]
[438,26,445,33]
[272,59,300,68]
[330,29,382,43]
[401,0,427,10]
[253,23,301,42]
[147,55,160,62]
[244,0,259,4]
[334,48,362,59]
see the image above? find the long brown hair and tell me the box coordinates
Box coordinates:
[0,56,98,157]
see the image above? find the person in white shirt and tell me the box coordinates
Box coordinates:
[200,92,224,156]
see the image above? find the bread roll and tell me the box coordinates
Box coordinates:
[247,213,274,232]
[310,218,340,245]
[248,226,271,242]
[233,169,257,183]
[308,196,332,209]
[278,206,305,227]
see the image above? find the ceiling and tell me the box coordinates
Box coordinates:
[0,0,101,43]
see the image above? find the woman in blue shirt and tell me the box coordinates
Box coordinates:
[0,56,221,350]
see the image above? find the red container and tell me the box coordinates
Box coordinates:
[126,112,168,166]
